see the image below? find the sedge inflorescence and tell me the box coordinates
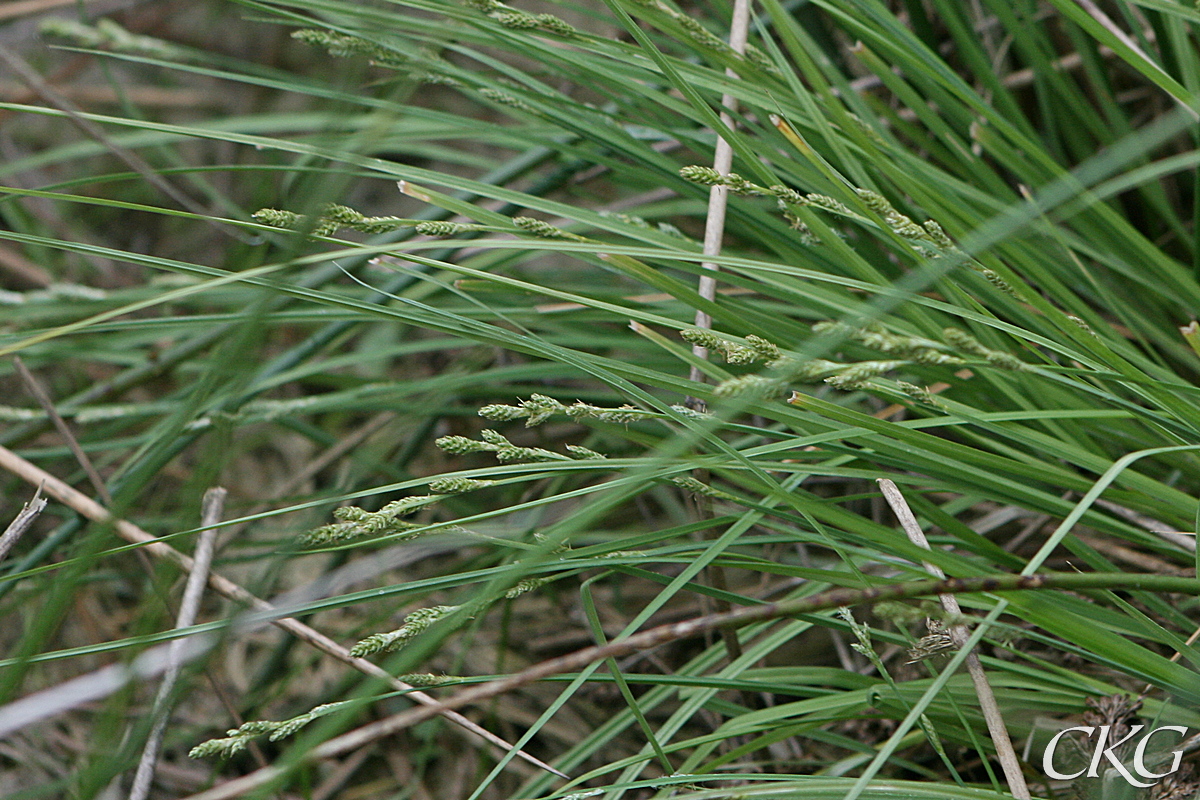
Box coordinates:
[189,701,353,759]
[299,478,494,547]
[350,605,462,657]
[682,319,1027,403]
[252,203,408,236]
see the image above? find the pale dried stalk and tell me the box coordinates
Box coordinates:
[682,0,754,668]
[0,486,45,565]
[0,443,564,779]
[128,487,225,800]
[688,0,752,387]
[1093,497,1196,553]
[877,478,1030,799]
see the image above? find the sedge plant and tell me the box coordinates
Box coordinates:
[2,1,1200,799]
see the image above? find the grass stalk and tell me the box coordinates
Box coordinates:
[877,478,1031,799]
[127,486,225,800]
[689,0,753,387]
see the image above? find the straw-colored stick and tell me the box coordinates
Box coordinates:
[0,486,44,566]
[128,487,225,800]
[688,0,752,387]
[877,478,1030,799]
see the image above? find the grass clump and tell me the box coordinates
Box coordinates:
[3,1,1200,799]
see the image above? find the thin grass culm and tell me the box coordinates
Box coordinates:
[3,1,1200,799]
[878,478,1031,798]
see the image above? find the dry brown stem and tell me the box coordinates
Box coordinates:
[877,478,1030,799]
[0,486,45,565]
[128,487,226,800]
[688,0,751,389]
